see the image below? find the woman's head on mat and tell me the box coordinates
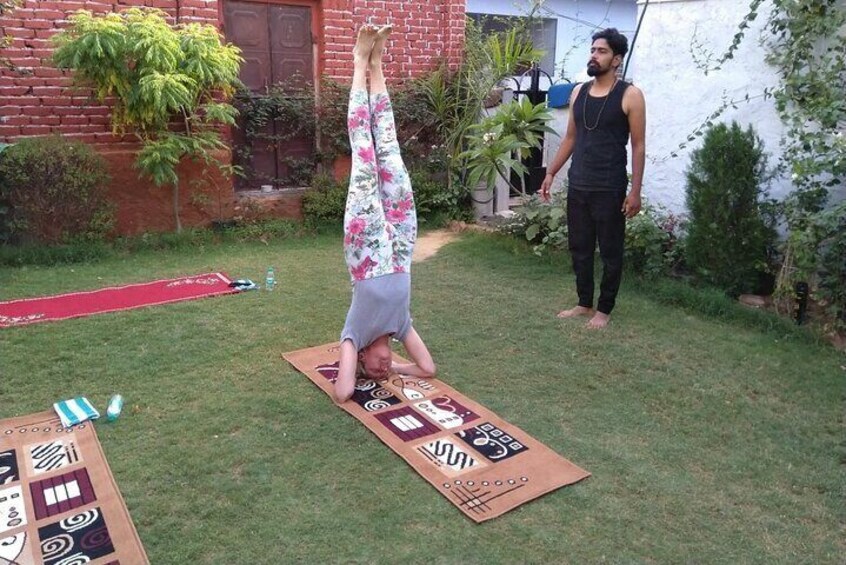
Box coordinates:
[359,337,392,380]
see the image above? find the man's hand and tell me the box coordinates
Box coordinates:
[540,174,553,201]
[622,192,641,219]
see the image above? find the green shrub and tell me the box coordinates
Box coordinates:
[684,122,776,296]
[0,143,11,244]
[316,77,352,163]
[409,166,472,224]
[228,218,303,241]
[503,193,568,255]
[52,8,241,233]
[302,173,347,225]
[815,206,846,329]
[233,77,319,188]
[0,220,309,267]
[505,193,686,277]
[0,136,115,245]
[392,77,442,159]
[302,163,474,229]
[461,98,556,195]
[0,198,9,244]
[625,201,686,278]
[0,240,114,267]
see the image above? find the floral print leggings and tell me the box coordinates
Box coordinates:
[344,88,417,282]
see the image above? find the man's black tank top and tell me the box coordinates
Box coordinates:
[568,79,631,192]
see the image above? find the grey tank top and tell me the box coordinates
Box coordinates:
[340,273,412,351]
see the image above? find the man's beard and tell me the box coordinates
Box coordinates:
[586,63,607,77]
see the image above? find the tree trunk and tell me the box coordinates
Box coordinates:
[172,181,182,233]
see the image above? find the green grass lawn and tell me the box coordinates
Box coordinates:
[1,232,843,563]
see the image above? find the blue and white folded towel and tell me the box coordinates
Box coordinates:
[53,397,100,427]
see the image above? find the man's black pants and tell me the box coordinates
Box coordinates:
[567,188,626,315]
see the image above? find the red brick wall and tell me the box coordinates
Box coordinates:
[0,0,219,145]
[321,0,465,80]
[0,0,465,143]
[0,0,465,233]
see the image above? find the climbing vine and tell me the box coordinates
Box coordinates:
[0,0,24,72]
[689,0,766,75]
[763,0,845,332]
[764,1,845,194]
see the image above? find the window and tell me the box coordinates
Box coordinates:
[467,13,558,75]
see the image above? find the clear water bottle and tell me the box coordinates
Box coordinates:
[265,266,275,291]
[106,394,124,422]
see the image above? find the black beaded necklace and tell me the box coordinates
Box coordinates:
[583,78,618,131]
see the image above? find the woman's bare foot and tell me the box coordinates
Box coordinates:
[354,25,377,65]
[586,312,610,329]
[557,305,594,319]
[369,24,392,68]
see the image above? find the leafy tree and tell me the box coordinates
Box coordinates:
[52,8,242,232]
[684,122,775,296]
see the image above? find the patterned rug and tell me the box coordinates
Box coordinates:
[284,344,591,523]
[0,411,148,564]
[0,273,235,328]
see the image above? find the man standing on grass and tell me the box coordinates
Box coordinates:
[540,28,646,329]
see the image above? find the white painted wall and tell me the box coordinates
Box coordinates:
[627,0,792,212]
[540,0,803,212]
[466,0,638,81]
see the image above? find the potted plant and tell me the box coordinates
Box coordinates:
[460,97,556,218]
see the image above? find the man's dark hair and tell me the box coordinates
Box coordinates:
[592,28,629,58]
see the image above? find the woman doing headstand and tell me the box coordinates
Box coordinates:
[335,24,436,402]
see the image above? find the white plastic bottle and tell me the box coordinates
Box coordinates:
[106,394,124,421]
[265,266,275,291]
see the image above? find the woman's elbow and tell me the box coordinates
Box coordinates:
[420,361,437,379]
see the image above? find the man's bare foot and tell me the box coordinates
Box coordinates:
[354,25,377,64]
[557,305,594,319]
[369,24,392,67]
[586,312,610,329]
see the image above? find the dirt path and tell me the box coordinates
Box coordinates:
[411,221,496,263]
[412,229,460,263]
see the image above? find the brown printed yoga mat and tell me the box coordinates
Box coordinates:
[284,344,590,523]
[0,411,149,564]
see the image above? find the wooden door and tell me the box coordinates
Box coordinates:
[268,5,314,185]
[224,1,315,190]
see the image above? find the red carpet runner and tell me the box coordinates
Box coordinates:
[0,272,235,328]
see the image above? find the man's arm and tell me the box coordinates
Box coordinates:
[334,339,358,402]
[540,84,583,200]
[623,85,646,218]
[393,327,436,378]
